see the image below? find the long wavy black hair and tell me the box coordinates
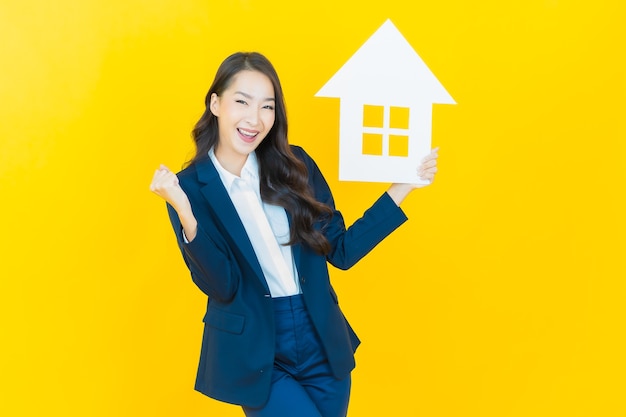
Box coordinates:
[188,52,332,255]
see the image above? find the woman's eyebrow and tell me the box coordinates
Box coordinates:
[234,91,275,101]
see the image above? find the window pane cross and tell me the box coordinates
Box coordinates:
[362,104,410,157]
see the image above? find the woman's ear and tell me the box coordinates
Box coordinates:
[209,93,219,117]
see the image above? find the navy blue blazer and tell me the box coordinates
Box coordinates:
[166,145,408,407]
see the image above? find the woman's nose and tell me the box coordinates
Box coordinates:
[245,107,260,126]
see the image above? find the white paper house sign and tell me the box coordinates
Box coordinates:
[316,19,456,184]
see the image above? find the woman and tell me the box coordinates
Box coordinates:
[150,52,438,417]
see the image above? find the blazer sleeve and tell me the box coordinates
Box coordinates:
[292,146,409,270]
[166,200,241,302]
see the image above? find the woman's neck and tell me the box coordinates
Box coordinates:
[214,148,247,177]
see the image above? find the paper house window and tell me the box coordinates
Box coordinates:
[362,104,410,157]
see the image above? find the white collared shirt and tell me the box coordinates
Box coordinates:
[207,148,300,297]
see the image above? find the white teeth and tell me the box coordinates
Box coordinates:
[238,128,257,138]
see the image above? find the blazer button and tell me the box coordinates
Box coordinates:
[300,276,306,284]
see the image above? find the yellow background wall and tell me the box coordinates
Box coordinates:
[1,0,624,415]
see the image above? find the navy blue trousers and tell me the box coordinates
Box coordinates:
[242,294,351,417]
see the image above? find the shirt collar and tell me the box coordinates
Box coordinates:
[208,148,259,192]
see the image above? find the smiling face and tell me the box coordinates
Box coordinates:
[209,70,276,175]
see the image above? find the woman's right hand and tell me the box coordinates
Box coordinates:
[150,165,198,241]
[150,165,190,210]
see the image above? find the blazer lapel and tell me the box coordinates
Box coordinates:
[194,158,270,294]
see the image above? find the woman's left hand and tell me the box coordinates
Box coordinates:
[386,147,439,205]
[416,146,439,185]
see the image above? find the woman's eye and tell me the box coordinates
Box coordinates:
[236,99,247,105]
[263,105,275,110]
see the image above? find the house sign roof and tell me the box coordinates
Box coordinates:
[316,19,455,107]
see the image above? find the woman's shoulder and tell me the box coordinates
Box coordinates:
[176,163,199,180]
[289,144,304,156]
[174,159,212,189]
[289,144,314,164]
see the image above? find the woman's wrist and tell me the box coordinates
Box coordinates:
[178,210,198,242]
[386,184,416,206]
[172,199,198,241]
